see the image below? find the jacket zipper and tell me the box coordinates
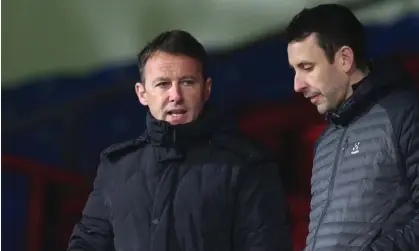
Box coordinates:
[311,127,349,250]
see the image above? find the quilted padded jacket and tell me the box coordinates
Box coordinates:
[306,59,419,251]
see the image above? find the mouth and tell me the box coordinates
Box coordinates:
[166,109,187,123]
[307,94,321,103]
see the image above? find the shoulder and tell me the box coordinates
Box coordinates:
[211,132,274,166]
[100,136,148,163]
[379,86,419,131]
[380,86,418,112]
[367,57,418,123]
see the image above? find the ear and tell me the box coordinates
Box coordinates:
[338,46,355,73]
[204,77,212,101]
[135,82,148,106]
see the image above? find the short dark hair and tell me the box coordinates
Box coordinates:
[137,30,208,82]
[285,4,368,71]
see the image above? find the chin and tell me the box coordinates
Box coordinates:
[316,104,329,114]
[166,120,184,125]
[168,121,186,125]
[166,117,192,125]
[317,108,327,114]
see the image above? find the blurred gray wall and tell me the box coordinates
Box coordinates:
[2,0,417,88]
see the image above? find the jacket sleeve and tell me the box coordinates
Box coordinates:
[233,161,293,251]
[368,99,419,250]
[67,158,114,251]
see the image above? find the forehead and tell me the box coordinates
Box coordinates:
[287,33,327,65]
[143,51,202,80]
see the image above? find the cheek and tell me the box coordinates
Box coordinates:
[149,91,168,108]
[184,92,200,104]
[306,71,324,93]
[184,88,205,107]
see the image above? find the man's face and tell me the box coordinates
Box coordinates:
[135,51,212,125]
[288,33,351,114]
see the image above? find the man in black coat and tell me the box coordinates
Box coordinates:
[286,4,419,251]
[67,30,292,251]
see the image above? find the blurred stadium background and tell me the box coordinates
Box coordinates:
[2,0,419,250]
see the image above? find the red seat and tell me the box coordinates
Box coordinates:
[287,194,310,251]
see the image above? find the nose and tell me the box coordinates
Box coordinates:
[168,83,183,103]
[294,73,306,93]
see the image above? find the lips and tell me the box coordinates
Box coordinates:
[167,109,186,116]
[309,94,320,99]
[166,109,188,124]
[307,94,321,104]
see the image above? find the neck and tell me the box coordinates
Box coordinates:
[350,68,368,86]
[345,68,369,99]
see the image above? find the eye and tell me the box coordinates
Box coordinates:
[303,65,314,72]
[156,82,171,88]
[181,80,195,86]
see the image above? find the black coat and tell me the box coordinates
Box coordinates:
[306,60,419,251]
[68,107,292,251]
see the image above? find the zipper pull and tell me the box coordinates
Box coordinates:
[342,137,348,151]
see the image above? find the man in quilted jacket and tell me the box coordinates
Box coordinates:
[286,4,419,251]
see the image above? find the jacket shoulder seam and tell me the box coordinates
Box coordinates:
[212,133,272,166]
[101,136,147,161]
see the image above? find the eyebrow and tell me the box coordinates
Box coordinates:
[179,75,197,81]
[152,77,171,84]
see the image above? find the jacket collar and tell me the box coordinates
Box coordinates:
[325,58,414,126]
[145,104,231,152]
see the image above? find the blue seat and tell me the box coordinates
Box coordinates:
[1,170,30,251]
